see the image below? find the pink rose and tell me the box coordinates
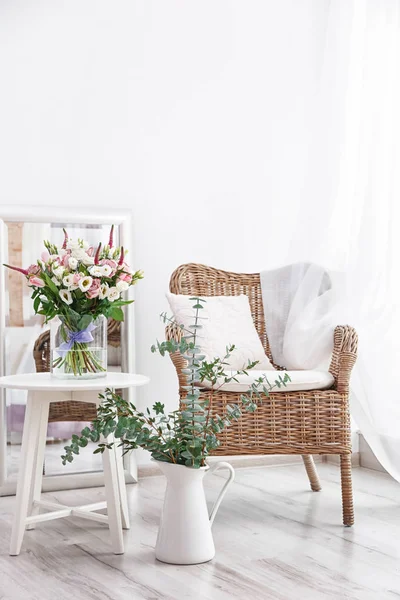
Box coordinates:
[101,259,117,267]
[73,273,82,284]
[86,278,101,299]
[27,264,41,276]
[118,272,132,283]
[62,252,71,267]
[121,262,132,274]
[100,259,117,275]
[29,276,45,288]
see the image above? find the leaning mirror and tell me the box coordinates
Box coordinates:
[0,207,136,495]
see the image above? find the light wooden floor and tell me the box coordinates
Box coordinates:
[0,463,399,600]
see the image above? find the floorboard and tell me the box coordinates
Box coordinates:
[0,463,399,600]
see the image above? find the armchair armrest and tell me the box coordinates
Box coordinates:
[329,325,358,394]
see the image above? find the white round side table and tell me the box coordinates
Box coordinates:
[0,372,149,556]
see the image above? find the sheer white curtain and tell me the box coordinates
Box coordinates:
[286,0,400,480]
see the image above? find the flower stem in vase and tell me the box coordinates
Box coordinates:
[51,317,107,378]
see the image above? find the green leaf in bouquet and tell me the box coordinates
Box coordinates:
[111,300,134,307]
[78,314,93,330]
[33,295,41,313]
[110,307,124,321]
[43,273,60,296]
[60,324,68,342]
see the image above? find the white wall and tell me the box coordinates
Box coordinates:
[0,0,329,464]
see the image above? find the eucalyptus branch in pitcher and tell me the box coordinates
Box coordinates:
[61,298,290,466]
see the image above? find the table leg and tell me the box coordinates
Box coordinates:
[102,434,124,554]
[115,443,130,530]
[26,399,50,531]
[10,392,42,556]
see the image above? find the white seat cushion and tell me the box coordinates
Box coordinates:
[200,369,334,393]
[166,293,274,371]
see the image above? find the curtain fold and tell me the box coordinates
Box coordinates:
[291,0,400,480]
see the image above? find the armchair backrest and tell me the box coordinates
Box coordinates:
[169,263,273,363]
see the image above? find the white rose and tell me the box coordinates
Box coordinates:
[81,253,95,266]
[71,247,85,260]
[116,280,129,292]
[107,287,120,302]
[78,276,93,292]
[63,274,75,288]
[59,289,73,305]
[99,283,109,299]
[68,257,78,270]
[89,265,104,277]
[67,240,80,251]
[62,274,79,290]
[53,265,64,279]
[101,264,113,277]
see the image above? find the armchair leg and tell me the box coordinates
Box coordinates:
[340,454,354,527]
[302,455,321,492]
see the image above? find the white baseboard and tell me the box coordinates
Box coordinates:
[138,454,323,478]
[358,434,388,474]
[138,440,372,479]
[323,431,389,472]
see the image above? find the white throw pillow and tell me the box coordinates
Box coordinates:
[166,293,274,371]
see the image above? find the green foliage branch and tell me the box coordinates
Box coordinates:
[61,298,289,468]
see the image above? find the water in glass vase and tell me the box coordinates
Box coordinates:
[51,315,107,379]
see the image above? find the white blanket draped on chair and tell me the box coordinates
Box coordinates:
[260,262,344,371]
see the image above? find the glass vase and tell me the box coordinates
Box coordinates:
[51,315,107,379]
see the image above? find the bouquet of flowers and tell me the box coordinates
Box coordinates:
[4,225,143,377]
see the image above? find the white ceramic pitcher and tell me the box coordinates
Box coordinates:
[154,460,235,565]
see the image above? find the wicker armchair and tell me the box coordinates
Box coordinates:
[33,319,121,423]
[167,264,358,526]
